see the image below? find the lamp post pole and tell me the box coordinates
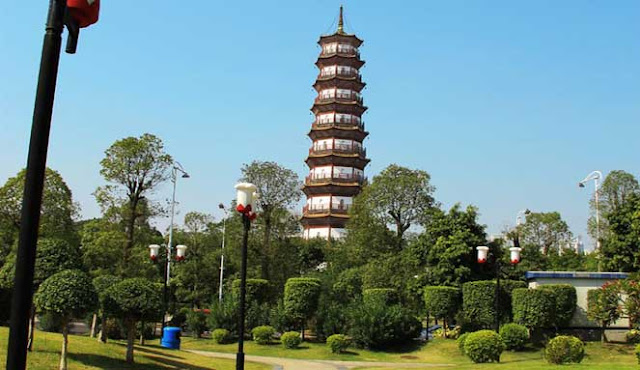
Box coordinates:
[162,163,189,333]
[218,204,228,302]
[579,170,603,271]
[234,183,257,370]
[477,246,522,333]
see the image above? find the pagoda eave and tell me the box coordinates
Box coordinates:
[313,78,366,92]
[305,155,369,169]
[316,57,365,69]
[318,33,363,47]
[311,103,367,116]
[302,183,363,197]
[308,127,368,141]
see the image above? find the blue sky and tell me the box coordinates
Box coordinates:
[1,1,639,250]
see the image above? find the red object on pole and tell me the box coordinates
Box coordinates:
[67,0,100,28]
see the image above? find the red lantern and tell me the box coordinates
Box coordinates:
[67,0,100,28]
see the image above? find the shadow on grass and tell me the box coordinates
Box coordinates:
[370,340,426,354]
[68,352,213,370]
[134,345,183,359]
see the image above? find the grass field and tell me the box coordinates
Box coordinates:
[0,327,268,370]
[181,335,639,369]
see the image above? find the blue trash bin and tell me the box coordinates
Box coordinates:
[161,327,181,349]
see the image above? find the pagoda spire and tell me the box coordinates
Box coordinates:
[337,5,344,34]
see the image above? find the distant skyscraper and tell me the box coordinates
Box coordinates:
[301,7,369,239]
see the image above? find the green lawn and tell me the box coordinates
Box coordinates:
[181,336,639,369]
[0,327,268,370]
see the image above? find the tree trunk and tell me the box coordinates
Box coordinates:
[27,305,35,351]
[90,313,97,338]
[443,318,448,339]
[301,321,305,342]
[60,320,69,370]
[126,320,135,363]
[123,199,138,276]
[601,323,607,343]
[139,320,145,345]
[98,311,107,343]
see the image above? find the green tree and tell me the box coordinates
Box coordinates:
[92,275,122,342]
[0,168,78,259]
[95,133,172,277]
[34,270,98,370]
[410,204,488,286]
[0,238,81,350]
[519,211,572,255]
[587,283,621,343]
[240,160,301,280]
[104,278,162,363]
[79,219,127,277]
[423,286,460,337]
[284,278,321,340]
[357,164,435,247]
[601,194,640,272]
[590,170,640,240]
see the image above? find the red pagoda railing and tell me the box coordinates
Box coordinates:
[305,174,366,185]
[303,204,351,215]
[315,94,363,105]
[311,120,365,131]
[308,144,366,157]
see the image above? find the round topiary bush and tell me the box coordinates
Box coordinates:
[499,323,529,351]
[251,325,275,345]
[463,330,505,363]
[545,335,585,364]
[457,332,470,354]
[281,331,302,349]
[327,334,351,353]
[212,328,231,344]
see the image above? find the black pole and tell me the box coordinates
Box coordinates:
[7,1,66,369]
[495,259,501,333]
[236,214,250,370]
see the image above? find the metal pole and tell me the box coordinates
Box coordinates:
[594,177,601,272]
[495,258,501,333]
[7,1,66,368]
[163,168,177,332]
[218,215,226,302]
[236,214,250,370]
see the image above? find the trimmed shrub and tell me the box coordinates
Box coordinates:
[538,284,577,327]
[512,288,555,330]
[251,325,275,345]
[281,331,302,349]
[363,288,397,305]
[463,330,505,363]
[545,335,585,364]
[212,328,231,344]
[207,299,237,335]
[499,323,528,350]
[461,280,527,331]
[457,332,470,354]
[348,299,421,349]
[424,286,461,337]
[327,334,351,353]
[635,344,640,364]
[627,329,640,344]
[284,278,321,336]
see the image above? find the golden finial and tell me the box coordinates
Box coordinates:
[337,5,344,34]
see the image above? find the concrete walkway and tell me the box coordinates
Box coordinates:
[187,350,454,370]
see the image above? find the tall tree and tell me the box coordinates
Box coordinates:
[240,160,301,280]
[590,170,640,240]
[0,168,78,259]
[518,211,572,255]
[358,164,435,248]
[95,134,172,277]
[601,194,640,272]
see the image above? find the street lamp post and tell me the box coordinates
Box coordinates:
[149,243,187,337]
[579,170,603,271]
[476,245,522,332]
[234,183,258,370]
[218,203,228,302]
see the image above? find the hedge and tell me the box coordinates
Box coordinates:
[538,284,577,327]
[499,323,528,350]
[512,288,555,329]
[424,286,461,321]
[461,280,524,330]
[463,330,505,363]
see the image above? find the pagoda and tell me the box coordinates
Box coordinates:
[302,7,369,239]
